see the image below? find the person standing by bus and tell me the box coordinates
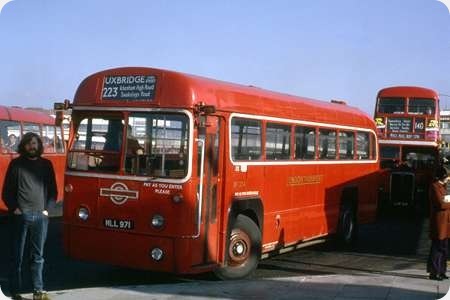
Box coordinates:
[427,166,450,281]
[2,132,57,300]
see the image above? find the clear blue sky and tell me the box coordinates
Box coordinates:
[0,0,449,114]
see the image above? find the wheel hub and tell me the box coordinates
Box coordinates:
[233,242,245,255]
[228,229,251,266]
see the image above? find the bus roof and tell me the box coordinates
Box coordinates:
[377,86,439,99]
[74,67,375,129]
[0,106,55,124]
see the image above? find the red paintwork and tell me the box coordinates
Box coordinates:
[377,86,439,99]
[374,86,439,206]
[375,85,440,159]
[64,67,380,274]
[74,68,374,128]
[0,106,66,213]
[375,86,440,144]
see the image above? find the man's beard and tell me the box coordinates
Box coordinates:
[25,149,38,158]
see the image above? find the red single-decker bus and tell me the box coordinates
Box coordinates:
[62,67,380,279]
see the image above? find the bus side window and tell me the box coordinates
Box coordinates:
[55,126,65,153]
[42,125,56,153]
[231,118,262,161]
[319,129,336,160]
[0,120,21,153]
[370,133,376,160]
[338,131,354,160]
[23,123,41,136]
[265,123,290,160]
[295,126,315,160]
[357,132,370,160]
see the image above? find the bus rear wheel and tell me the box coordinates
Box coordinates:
[337,203,357,246]
[214,215,261,280]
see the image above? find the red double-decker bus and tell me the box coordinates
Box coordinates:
[61,67,379,279]
[0,106,66,215]
[374,86,440,211]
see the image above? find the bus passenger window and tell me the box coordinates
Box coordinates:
[23,123,41,136]
[231,118,261,161]
[55,127,65,153]
[295,126,315,160]
[42,125,56,153]
[319,129,336,160]
[409,98,435,115]
[338,131,354,160]
[0,121,20,153]
[265,123,290,160]
[370,133,376,160]
[357,132,370,160]
[378,97,405,114]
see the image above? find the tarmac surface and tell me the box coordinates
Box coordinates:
[1,214,450,299]
[9,268,450,300]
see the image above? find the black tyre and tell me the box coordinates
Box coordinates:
[337,202,357,246]
[214,214,261,280]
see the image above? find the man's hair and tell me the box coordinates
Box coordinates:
[18,132,43,157]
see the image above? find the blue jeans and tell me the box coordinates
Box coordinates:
[9,211,48,294]
[427,238,448,275]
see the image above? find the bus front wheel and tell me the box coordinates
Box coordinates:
[214,215,261,280]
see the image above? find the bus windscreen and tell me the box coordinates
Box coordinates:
[380,146,400,160]
[68,112,189,178]
[69,114,123,172]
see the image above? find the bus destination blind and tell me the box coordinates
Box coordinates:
[387,118,411,133]
[102,75,156,101]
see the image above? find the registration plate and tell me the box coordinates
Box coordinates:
[104,218,134,230]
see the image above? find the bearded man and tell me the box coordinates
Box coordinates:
[3,132,57,300]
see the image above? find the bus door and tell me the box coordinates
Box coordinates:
[197,116,224,264]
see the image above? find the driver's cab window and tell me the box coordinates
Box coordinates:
[68,116,123,173]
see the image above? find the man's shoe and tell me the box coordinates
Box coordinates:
[11,294,23,300]
[440,274,449,279]
[33,291,50,300]
[429,274,443,281]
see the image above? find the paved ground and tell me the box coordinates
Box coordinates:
[8,269,450,300]
[0,212,449,299]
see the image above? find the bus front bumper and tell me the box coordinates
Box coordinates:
[63,224,176,273]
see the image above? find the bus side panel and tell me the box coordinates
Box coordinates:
[318,164,342,236]
[44,154,66,202]
[322,164,379,229]
[0,152,13,212]
[263,164,328,245]
[224,164,269,238]
[357,168,379,224]
[262,165,293,245]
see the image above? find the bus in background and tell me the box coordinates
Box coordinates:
[0,106,66,215]
[61,67,380,279]
[374,86,440,212]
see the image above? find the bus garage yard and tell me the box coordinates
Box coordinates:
[0,213,447,300]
